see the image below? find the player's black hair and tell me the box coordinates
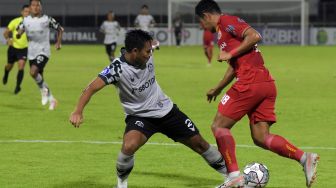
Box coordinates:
[29,0,42,5]
[141,4,148,9]
[195,0,221,18]
[125,29,153,52]
[22,4,29,9]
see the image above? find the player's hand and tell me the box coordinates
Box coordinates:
[55,43,62,50]
[218,51,232,62]
[69,111,83,128]
[206,88,221,103]
[6,39,13,46]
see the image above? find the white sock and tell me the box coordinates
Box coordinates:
[228,171,240,178]
[300,152,307,165]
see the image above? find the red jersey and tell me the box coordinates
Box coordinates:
[216,15,274,86]
[203,29,214,43]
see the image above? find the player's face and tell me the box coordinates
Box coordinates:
[141,8,149,15]
[30,1,42,16]
[200,13,216,32]
[135,41,152,67]
[21,7,30,17]
[107,13,114,21]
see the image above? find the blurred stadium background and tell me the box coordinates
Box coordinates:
[0,0,335,46]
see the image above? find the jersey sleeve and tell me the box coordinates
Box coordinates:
[221,16,251,39]
[100,22,105,32]
[7,19,16,31]
[48,16,61,30]
[98,60,123,85]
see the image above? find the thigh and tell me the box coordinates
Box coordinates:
[110,42,117,52]
[122,130,148,155]
[125,115,158,140]
[29,55,49,71]
[248,82,277,125]
[7,46,16,64]
[218,85,258,122]
[158,104,200,142]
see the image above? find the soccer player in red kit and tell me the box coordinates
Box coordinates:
[195,0,319,188]
[202,24,214,65]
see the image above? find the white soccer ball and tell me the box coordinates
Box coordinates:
[243,162,269,187]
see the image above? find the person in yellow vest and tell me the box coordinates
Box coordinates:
[2,5,30,94]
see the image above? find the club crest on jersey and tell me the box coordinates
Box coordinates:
[226,25,236,36]
[100,67,110,75]
[147,63,154,72]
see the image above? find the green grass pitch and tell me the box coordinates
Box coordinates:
[0,45,335,188]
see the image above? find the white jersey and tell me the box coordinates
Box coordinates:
[19,15,61,60]
[134,15,154,32]
[98,55,173,118]
[100,21,120,44]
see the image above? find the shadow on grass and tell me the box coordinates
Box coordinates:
[53,180,111,188]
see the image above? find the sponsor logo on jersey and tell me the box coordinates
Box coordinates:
[132,76,155,93]
[100,67,110,75]
[185,119,195,132]
[225,25,236,36]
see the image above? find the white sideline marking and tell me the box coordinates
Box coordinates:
[0,140,335,150]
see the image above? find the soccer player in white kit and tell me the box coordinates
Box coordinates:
[100,11,120,61]
[70,30,228,188]
[134,5,155,32]
[17,0,64,110]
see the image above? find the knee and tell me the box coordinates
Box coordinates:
[30,70,37,77]
[122,141,139,155]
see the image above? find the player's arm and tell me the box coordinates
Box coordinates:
[3,28,13,46]
[69,77,106,128]
[218,27,262,62]
[150,15,156,27]
[49,16,64,50]
[207,64,235,103]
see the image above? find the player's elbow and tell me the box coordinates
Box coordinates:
[254,33,262,43]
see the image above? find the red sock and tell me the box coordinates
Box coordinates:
[264,134,304,162]
[214,128,239,172]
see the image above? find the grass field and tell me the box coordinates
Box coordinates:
[0,45,335,188]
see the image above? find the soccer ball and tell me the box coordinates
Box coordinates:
[243,162,269,187]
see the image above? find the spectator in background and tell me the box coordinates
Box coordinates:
[100,11,121,61]
[2,5,30,94]
[173,15,183,47]
[134,4,155,32]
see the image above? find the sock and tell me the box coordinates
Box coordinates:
[16,70,24,88]
[4,68,9,78]
[201,146,227,175]
[116,152,134,181]
[264,134,305,163]
[214,128,239,173]
[34,73,44,89]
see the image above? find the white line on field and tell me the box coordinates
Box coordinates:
[0,140,335,150]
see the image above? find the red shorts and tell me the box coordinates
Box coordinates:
[203,40,214,48]
[218,81,277,125]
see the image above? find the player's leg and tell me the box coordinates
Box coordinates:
[14,48,27,94]
[3,47,16,85]
[179,134,228,176]
[105,44,113,61]
[249,82,319,187]
[213,88,257,187]
[116,116,156,188]
[110,42,117,61]
[159,105,227,177]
